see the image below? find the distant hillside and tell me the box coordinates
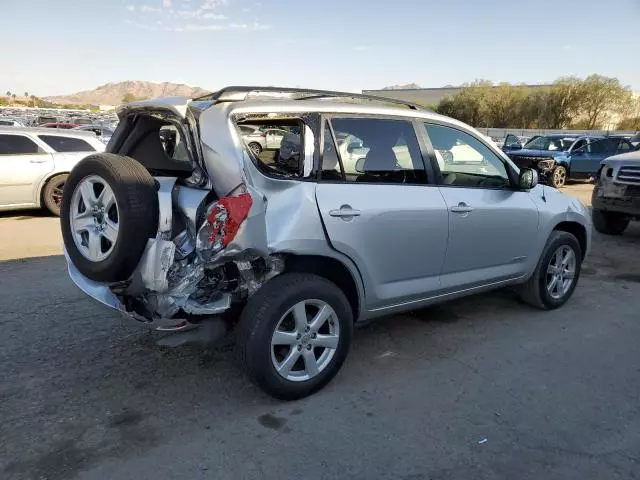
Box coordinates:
[381,83,422,90]
[45,81,210,106]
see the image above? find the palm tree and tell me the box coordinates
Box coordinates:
[24,91,29,99]
[11,94,16,101]
[30,95,37,107]
[5,91,10,97]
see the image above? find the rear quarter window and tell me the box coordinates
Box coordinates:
[37,135,96,153]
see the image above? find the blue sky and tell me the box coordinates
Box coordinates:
[2,0,640,96]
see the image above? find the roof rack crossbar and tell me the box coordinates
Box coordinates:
[194,86,423,110]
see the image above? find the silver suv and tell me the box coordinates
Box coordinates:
[60,87,591,400]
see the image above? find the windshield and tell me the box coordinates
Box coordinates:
[523,136,575,151]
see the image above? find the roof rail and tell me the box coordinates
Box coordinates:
[193,86,424,111]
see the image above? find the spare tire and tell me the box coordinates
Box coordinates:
[60,153,159,282]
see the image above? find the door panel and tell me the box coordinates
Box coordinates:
[316,183,448,309]
[0,153,54,206]
[438,187,539,290]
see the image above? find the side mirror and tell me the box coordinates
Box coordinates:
[346,142,361,154]
[519,168,538,190]
[355,158,366,173]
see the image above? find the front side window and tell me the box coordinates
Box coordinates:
[322,117,427,184]
[38,135,95,153]
[425,123,510,188]
[617,140,632,152]
[0,134,43,155]
[524,136,574,151]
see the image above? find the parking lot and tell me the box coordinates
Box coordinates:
[2,183,640,480]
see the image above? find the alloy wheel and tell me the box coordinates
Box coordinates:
[69,175,119,262]
[270,299,340,382]
[546,245,576,299]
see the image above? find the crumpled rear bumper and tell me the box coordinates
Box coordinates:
[65,249,199,332]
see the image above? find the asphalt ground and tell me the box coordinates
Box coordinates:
[2,182,639,480]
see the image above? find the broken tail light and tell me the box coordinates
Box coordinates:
[205,193,253,251]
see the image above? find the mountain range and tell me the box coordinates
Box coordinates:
[45,81,210,106]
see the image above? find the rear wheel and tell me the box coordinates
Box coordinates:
[60,153,159,282]
[42,173,68,216]
[236,273,353,400]
[248,142,262,156]
[551,165,567,188]
[592,209,629,235]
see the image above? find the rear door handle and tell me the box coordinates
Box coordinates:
[450,202,473,214]
[329,205,361,218]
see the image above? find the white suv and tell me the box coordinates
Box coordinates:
[0,127,105,215]
[60,88,591,399]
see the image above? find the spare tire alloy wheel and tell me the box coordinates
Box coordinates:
[69,175,119,262]
[271,299,340,382]
[61,153,158,282]
[546,245,576,300]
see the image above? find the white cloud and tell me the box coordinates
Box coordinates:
[126,5,135,11]
[141,5,161,13]
[202,12,227,19]
[163,0,172,7]
[353,46,369,51]
[242,7,250,12]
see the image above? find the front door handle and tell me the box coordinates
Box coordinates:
[450,202,473,214]
[329,205,361,219]
[29,159,48,164]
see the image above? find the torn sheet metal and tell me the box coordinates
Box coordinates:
[156,177,178,235]
[139,238,176,293]
[173,184,209,231]
[196,184,268,265]
[182,294,231,315]
[173,229,196,260]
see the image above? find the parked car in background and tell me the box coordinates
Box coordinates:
[240,126,291,155]
[591,150,640,235]
[503,134,634,188]
[73,125,115,144]
[0,127,105,215]
[40,122,81,129]
[0,117,25,127]
[59,87,590,400]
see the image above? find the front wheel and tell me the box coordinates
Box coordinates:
[517,231,582,310]
[551,165,567,188]
[236,273,353,400]
[592,209,629,235]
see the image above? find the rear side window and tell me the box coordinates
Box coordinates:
[237,118,305,178]
[0,134,44,155]
[38,135,95,153]
[589,138,618,154]
[322,117,427,184]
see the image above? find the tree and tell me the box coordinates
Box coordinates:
[11,93,16,100]
[579,74,630,129]
[121,93,146,104]
[24,91,28,98]
[5,91,10,97]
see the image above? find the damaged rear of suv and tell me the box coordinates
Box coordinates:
[61,87,591,400]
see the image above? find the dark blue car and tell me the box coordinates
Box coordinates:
[503,134,635,187]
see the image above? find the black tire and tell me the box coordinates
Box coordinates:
[236,273,353,400]
[248,142,262,155]
[517,231,582,310]
[42,173,68,216]
[551,165,567,188]
[592,209,629,235]
[60,153,159,282]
